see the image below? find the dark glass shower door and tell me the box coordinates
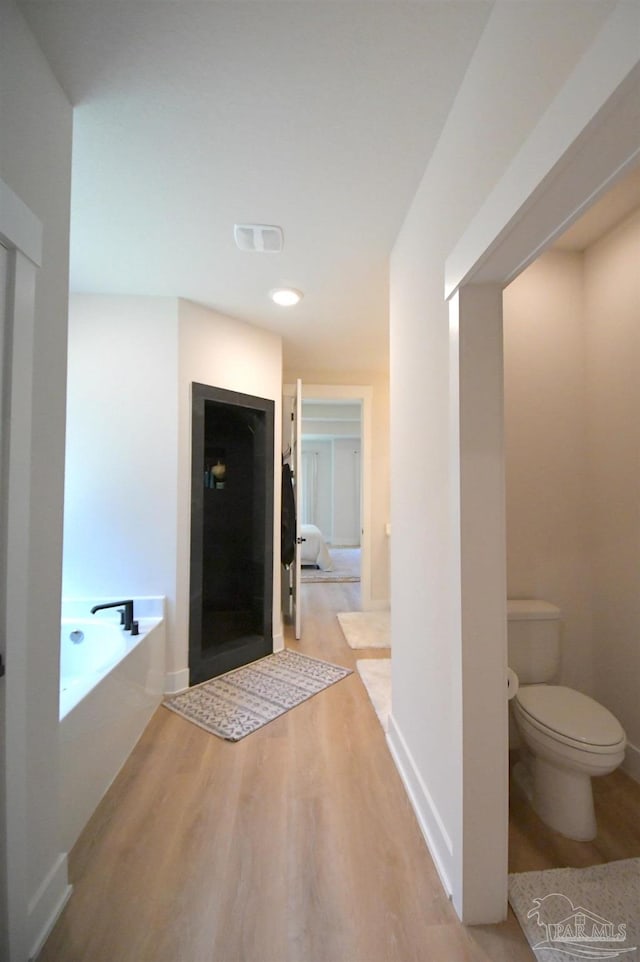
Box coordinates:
[189,383,274,684]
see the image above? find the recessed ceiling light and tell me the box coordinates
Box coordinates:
[270,287,303,307]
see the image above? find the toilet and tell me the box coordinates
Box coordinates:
[508,599,626,841]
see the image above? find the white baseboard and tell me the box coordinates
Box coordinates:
[386,712,454,901]
[272,630,285,653]
[164,667,190,694]
[28,853,72,961]
[622,740,640,784]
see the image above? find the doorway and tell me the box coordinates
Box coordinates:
[503,173,640,875]
[442,63,640,921]
[284,381,374,612]
[282,383,376,632]
[189,383,274,683]
[301,397,362,581]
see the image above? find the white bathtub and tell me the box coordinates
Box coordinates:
[60,616,159,719]
[59,598,166,852]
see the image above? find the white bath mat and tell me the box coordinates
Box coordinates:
[356,659,391,732]
[337,610,390,649]
[509,858,640,961]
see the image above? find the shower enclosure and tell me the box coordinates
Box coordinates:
[189,383,274,684]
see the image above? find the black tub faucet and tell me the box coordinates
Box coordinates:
[90,600,134,631]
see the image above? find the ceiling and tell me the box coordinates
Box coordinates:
[18,0,494,374]
[554,164,640,251]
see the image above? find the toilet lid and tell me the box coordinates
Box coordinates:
[516,685,624,747]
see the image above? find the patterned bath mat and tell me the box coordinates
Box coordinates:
[163,649,351,741]
[509,858,640,961]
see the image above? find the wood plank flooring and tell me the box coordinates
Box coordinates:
[38,582,639,961]
[509,758,640,874]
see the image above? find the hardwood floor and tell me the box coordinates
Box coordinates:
[509,757,640,874]
[39,581,637,961]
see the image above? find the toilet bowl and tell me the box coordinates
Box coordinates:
[511,683,626,840]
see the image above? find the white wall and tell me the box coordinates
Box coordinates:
[301,401,362,545]
[332,438,361,546]
[301,439,332,535]
[389,0,622,921]
[301,436,361,546]
[64,295,283,692]
[63,295,179,631]
[176,299,283,679]
[0,0,73,954]
[301,401,362,438]
[585,210,640,777]
[504,252,595,695]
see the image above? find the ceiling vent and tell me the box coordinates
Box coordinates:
[234,224,283,253]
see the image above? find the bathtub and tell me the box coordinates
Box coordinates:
[59,597,166,852]
[60,616,160,719]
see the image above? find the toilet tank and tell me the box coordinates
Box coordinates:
[507,600,562,684]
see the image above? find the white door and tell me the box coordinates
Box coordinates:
[0,241,9,962]
[293,378,302,639]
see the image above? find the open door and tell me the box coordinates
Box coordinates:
[282,379,303,638]
[0,241,9,962]
[293,378,303,639]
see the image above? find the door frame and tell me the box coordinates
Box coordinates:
[284,382,374,610]
[443,47,640,922]
[294,378,302,638]
[0,177,43,961]
[188,381,275,682]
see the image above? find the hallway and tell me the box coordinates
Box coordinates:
[39,583,530,961]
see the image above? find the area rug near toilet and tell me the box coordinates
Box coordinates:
[337,610,391,649]
[356,659,391,732]
[163,650,351,741]
[509,858,640,961]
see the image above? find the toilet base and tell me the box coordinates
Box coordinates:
[532,756,597,841]
[512,759,534,803]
